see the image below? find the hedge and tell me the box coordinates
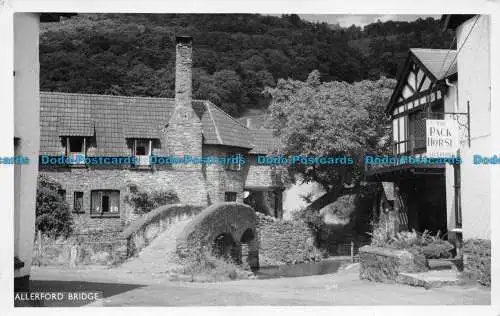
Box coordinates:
[256,212,323,265]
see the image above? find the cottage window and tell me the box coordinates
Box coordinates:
[225,153,242,171]
[90,190,120,216]
[225,192,237,202]
[408,110,427,152]
[392,115,408,154]
[73,191,84,213]
[65,136,87,165]
[65,136,86,153]
[131,139,153,166]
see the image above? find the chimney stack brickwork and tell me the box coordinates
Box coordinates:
[174,36,193,109]
[167,36,203,163]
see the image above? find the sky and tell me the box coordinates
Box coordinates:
[289,14,441,27]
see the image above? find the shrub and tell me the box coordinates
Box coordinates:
[35,175,73,238]
[367,219,394,247]
[124,183,180,215]
[368,222,453,260]
[257,212,322,265]
[420,242,454,259]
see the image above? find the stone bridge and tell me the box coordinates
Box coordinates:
[176,202,259,270]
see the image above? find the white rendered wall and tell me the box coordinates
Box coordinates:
[456,15,491,240]
[14,13,40,278]
[444,84,457,233]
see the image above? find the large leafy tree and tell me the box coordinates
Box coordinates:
[265,70,395,198]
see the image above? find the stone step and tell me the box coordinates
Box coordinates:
[397,270,463,289]
[428,259,455,271]
[428,258,464,272]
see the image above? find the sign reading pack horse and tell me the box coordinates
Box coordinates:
[426,119,459,157]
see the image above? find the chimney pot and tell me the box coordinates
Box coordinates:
[175,34,193,109]
[176,35,193,44]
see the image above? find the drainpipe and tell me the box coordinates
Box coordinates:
[445,79,463,259]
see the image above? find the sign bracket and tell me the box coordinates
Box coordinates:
[427,101,471,148]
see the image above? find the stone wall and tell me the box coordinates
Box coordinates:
[359,245,429,282]
[256,212,322,265]
[463,239,491,286]
[176,202,259,269]
[40,167,209,233]
[121,204,204,257]
[40,145,285,235]
[202,145,246,204]
[244,155,282,189]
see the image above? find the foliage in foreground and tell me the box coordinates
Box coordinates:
[35,175,73,238]
[368,220,454,259]
[172,250,253,282]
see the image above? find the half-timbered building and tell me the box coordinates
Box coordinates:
[366,48,458,234]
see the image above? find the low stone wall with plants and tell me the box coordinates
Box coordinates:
[462,239,491,287]
[256,212,323,265]
[359,220,458,283]
[359,245,428,282]
[32,232,128,267]
[121,204,203,257]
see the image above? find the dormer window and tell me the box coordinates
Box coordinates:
[64,136,87,165]
[131,139,154,167]
[225,153,243,171]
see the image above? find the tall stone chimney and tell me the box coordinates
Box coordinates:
[164,35,207,206]
[175,35,193,109]
[166,35,202,159]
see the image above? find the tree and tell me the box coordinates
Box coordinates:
[35,175,73,237]
[40,14,452,116]
[265,70,395,200]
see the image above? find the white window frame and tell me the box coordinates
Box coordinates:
[225,153,242,171]
[65,136,87,164]
[132,139,153,166]
[90,190,120,216]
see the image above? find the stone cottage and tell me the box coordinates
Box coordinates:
[38,36,284,234]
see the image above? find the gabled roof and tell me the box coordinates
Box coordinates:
[386,48,457,114]
[410,48,457,81]
[204,101,254,149]
[40,92,272,156]
[249,129,281,154]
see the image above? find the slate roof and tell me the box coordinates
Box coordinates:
[40,92,273,156]
[249,129,281,154]
[410,48,457,80]
[386,48,457,114]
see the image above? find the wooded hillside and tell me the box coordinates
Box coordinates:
[40,14,454,117]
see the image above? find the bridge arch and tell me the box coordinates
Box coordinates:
[176,202,259,270]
